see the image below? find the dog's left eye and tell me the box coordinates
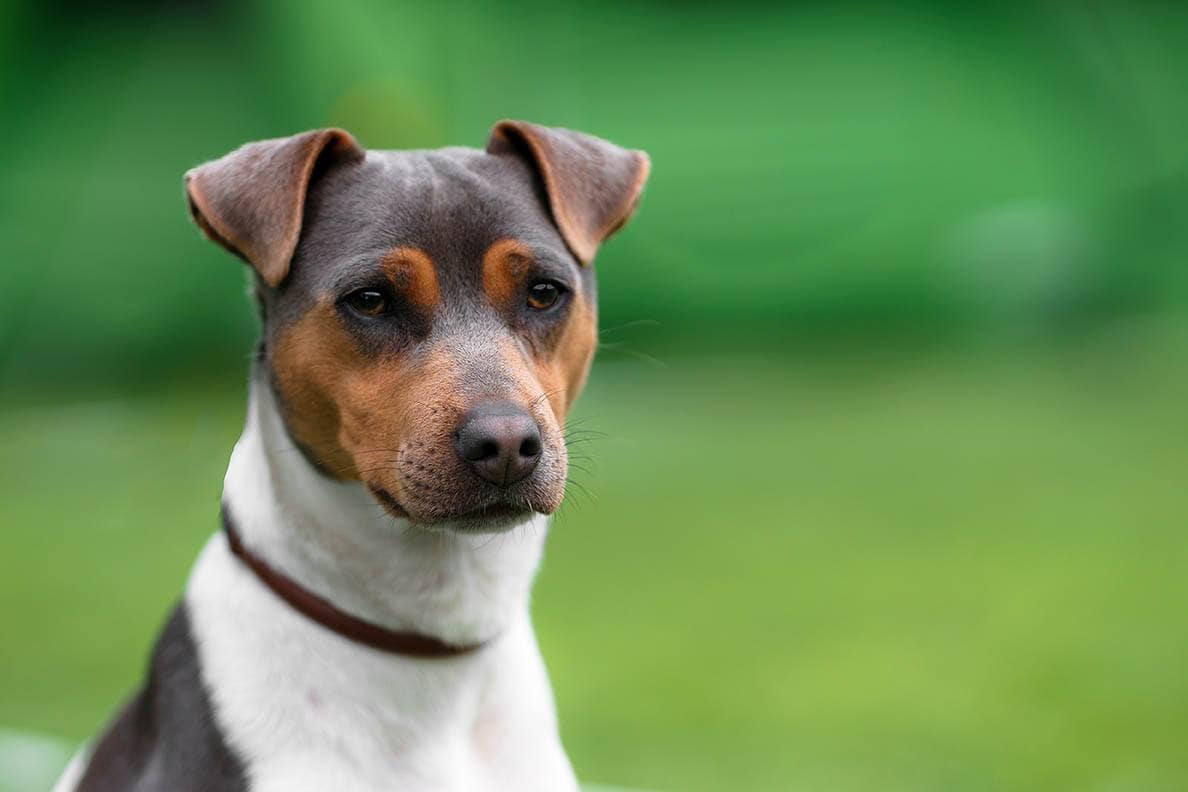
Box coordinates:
[527,281,566,311]
[344,289,390,317]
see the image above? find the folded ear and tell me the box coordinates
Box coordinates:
[184,129,365,287]
[487,120,650,265]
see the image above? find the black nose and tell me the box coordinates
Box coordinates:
[453,401,543,486]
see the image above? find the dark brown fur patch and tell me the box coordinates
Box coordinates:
[76,604,247,792]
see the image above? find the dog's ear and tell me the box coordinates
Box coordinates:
[184,129,365,287]
[486,121,650,265]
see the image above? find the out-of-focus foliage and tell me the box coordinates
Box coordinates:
[2,0,1186,389]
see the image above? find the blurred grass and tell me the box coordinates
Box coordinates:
[3,320,1186,790]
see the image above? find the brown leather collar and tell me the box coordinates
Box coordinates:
[221,508,485,658]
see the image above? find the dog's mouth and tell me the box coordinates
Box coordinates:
[367,484,536,533]
[369,486,410,518]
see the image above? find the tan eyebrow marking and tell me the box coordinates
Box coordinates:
[380,246,439,311]
[481,238,534,307]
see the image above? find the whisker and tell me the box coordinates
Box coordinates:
[598,318,661,336]
[597,342,667,368]
[564,476,597,504]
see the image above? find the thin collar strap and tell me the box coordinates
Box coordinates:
[220,507,486,659]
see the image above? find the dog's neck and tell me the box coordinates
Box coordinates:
[219,374,548,648]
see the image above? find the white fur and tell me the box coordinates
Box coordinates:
[63,379,577,791]
[49,744,87,792]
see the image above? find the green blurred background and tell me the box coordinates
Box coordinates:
[2,1,1187,790]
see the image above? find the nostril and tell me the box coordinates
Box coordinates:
[454,400,544,485]
[519,435,542,459]
[459,438,500,463]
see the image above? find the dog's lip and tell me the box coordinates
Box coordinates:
[367,485,410,519]
[366,483,534,525]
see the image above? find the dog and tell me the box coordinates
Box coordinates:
[54,120,649,792]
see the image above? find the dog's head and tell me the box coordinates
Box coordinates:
[185,122,649,532]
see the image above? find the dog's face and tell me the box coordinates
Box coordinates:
[185,123,648,532]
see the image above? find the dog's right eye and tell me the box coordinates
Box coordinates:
[343,289,390,317]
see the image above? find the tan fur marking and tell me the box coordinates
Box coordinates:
[380,246,439,311]
[271,304,459,490]
[271,307,359,478]
[535,294,598,422]
[493,293,597,426]
[481,239,534,307]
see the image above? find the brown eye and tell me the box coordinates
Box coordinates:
[345,289,389,316]
[527,281,565,311]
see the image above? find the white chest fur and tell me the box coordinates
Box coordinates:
[184,381,577,791]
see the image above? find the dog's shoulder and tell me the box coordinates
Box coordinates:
[72,603,247,792]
